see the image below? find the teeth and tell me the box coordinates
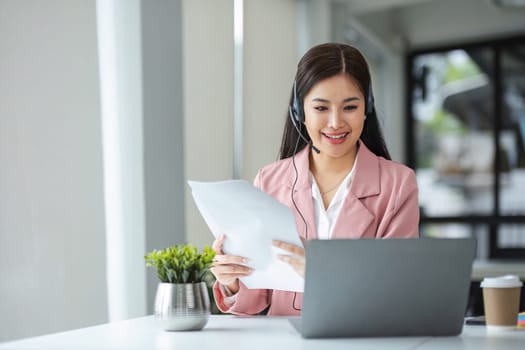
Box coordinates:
[325,133,347,140]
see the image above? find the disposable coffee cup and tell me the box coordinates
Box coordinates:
[481,275,523,332]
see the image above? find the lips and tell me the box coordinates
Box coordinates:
[322,132,349,144]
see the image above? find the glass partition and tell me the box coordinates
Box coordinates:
[500,45,525,216]
[413,48,494,217]
[408,36,525,259]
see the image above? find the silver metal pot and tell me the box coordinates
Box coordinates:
[154,282,211,331]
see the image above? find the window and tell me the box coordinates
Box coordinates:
[407,35,525,259]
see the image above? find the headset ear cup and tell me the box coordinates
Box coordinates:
[292,99,302,123]
[292,80,304,123]
[366,83,375,116]
[296,103,304,123]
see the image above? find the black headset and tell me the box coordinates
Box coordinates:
[289,79,375,124]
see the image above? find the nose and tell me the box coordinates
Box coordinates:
[327,109,344,129]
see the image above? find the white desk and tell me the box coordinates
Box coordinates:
[0,315,524,350]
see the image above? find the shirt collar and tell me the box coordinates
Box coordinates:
[310,155,357,209]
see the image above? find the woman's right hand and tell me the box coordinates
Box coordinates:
[210,234,253,294]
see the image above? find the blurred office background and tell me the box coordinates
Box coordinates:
[1,0,524,343]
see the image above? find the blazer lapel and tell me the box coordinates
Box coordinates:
[332,142,380,239]
[331,193,374,238]
[283,147,318,241]
[291,187,317,241]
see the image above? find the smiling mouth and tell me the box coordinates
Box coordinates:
[322,132,349,140]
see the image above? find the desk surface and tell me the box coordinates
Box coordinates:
[1,315,524,350]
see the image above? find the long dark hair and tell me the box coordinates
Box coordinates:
[278,42,391,160]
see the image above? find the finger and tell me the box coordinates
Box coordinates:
[213,254,249,266]
[212,234,226,254]
[272,240,305,257]
[211,266,253,277]
[277,254,304,267]
[277,254,305,278]
[210,264,253,277]
[210,261,253,272]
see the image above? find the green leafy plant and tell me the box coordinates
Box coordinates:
[144,244,215,283]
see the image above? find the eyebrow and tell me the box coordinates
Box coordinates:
[311,97,360,103]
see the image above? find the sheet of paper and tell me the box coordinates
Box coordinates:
[188,179,304,292]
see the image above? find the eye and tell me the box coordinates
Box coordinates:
[344,105,358,111]
[314,106,328,112]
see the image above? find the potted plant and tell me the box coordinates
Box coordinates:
[145,244,215,331]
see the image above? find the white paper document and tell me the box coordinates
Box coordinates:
[188,180,304,292]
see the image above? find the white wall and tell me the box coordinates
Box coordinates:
[182,0,234,249]
[141,0,185,314]
[0,0,107,341]
[183,0,298,249]
[243,0,297,180]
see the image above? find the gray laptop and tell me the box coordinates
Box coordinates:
[289,238,476,338]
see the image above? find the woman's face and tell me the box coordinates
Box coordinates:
[303,73,366,160]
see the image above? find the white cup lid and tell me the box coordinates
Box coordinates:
[481,275,523,288]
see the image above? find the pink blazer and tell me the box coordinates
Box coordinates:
[213,141,419,316]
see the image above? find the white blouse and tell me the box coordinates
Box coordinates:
[310,163,355,240]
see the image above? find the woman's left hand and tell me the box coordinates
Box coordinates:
[272,240,305,278]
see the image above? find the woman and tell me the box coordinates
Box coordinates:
[210,42,419,316]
